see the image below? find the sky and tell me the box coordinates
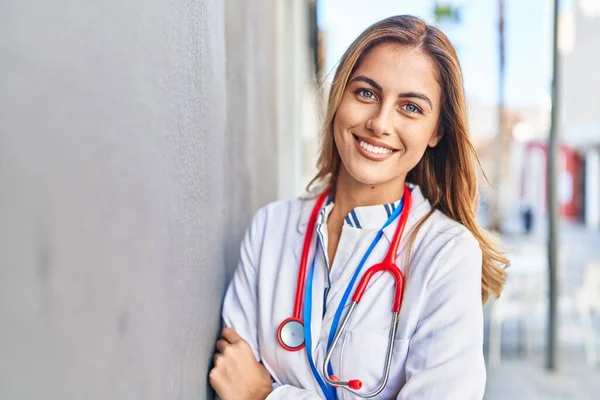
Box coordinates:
[318,0,569,108]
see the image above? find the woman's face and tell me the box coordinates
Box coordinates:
[333,42,442,187]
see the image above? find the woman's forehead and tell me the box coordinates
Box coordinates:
[350,43,441,101]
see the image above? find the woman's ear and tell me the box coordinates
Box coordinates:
[428,128,443,148]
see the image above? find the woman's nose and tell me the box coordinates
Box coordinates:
[366,106,394,137]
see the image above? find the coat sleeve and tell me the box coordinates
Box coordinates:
[397,233,486,400]
[266,384,324,399]
[221,205,324,399]
[222,207,264,360]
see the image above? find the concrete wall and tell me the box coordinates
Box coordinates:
[0,0,282,398]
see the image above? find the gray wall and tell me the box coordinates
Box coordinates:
[0,0,279,398]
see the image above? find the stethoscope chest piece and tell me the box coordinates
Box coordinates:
[277,317,305,351]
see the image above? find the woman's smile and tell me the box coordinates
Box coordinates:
[352,134,400,162]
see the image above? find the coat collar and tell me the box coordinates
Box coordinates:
[294,184,431,260]
[292,185,432,331]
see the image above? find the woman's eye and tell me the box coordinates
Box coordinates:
[357,89,376,100]
[402,103,421,114]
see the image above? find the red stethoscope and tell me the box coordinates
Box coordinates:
[276,185,412,398]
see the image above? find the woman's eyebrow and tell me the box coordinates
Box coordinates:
[398,92,433,110]
[350,75,433,110]
[349,75,382,92]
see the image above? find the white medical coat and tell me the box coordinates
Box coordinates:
[222,185,486,399]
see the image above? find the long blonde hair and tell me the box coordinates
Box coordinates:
[308,15,508,302]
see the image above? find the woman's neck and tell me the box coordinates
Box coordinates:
[330,167,406,222]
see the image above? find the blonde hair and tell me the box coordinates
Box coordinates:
[308,15,508,302]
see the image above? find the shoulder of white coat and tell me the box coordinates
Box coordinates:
[250,195,311,233]
[257,196,307,218]
[410,209,482,280]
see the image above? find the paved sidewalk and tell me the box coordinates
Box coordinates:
[485,355,600,399]
[501,218,600,294]
[483,220,600,399]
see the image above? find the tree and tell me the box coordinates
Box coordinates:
[433,2,461,25]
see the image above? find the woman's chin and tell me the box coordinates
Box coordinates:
[346,167,396,187]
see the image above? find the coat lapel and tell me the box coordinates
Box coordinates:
[293,194,318,266]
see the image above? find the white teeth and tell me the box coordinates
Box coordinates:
[359,140,392,155]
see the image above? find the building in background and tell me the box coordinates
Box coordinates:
[515,0,600,230]
[277,0,322,197]
[559,0,600,229]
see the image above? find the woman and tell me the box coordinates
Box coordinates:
[209,15,508,400]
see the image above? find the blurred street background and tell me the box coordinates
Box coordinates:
[1,0,599,399]
[317,1,600,399]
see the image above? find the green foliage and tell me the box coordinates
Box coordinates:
[434,3,461,24]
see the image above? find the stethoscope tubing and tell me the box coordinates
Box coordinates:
[321,185,412,397]
[277,189,331,352]
[278,184,412,398]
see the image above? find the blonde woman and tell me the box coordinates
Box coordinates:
[209,15,508,400]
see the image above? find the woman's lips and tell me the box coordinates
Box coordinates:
[353,135,398,162]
